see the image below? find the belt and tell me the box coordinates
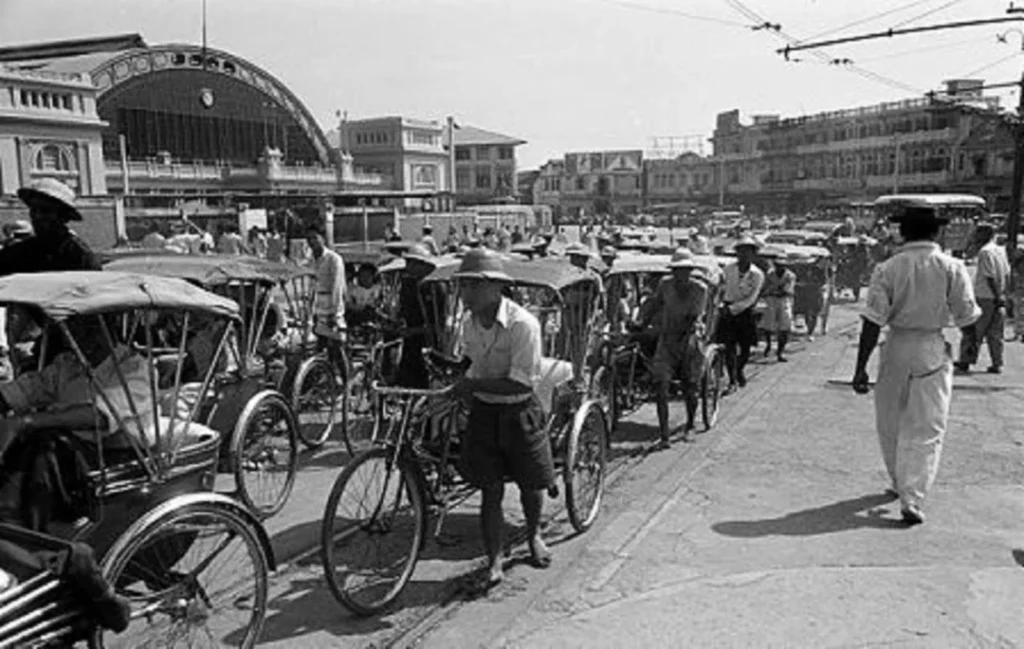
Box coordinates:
[473,393,532,405]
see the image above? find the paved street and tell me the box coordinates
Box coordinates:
[239,298,1024,648]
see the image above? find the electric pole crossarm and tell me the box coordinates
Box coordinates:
[777,16,1024,55]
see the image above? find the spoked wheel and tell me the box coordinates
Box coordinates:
[321,448,425,616]
[291,355,338,450]
[343,365,376,454]
[564,402,607,534]
[589,366,616,441]
[701,347,726,430]
[95,496,270,648]
[232,390,298,518]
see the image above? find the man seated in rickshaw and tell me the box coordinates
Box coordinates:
[346,263,381,329]
[633,249,708,447]
[0,315,156,530]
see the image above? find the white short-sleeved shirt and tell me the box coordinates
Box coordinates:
[863,241,980,331]
[313,249,347,322]
[722,263,765,315]
[974,240,1010,300]
[460,298,542,404]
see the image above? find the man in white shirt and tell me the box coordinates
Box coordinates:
[307,225,347,370]
[853,205,980,525]
[956,224,1009,374]
[718,237,765,390]
[420,224,440,256]
[453,249,554,591]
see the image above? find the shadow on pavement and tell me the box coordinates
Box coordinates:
[1012,548,1024,568]
[711,492,907,538]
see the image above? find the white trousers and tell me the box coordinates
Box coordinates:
[874,329,953,509]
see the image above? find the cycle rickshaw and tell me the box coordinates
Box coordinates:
[104,254,312,517]
[832,235,875,301]
[0,271,272,647]
[789,246,834,336]
[320,257,608,616]
[592,253,727,435]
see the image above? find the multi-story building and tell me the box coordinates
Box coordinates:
[532,158,565,214]
[558,150,645,217]
[709,79,1015,213]
[452,125,525,204]
[336,116,451,196]
[644,152,717,210]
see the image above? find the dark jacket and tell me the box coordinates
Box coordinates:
[0,230,100,275]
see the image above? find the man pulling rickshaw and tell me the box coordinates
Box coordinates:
[634,249,708,446]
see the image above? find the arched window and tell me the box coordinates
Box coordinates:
[34,144,72,172]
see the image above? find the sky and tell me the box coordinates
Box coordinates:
[1,0,1021,169]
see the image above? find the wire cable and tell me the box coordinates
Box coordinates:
[890,0,966,29]
[957,51,1022,78]
[799,0,937,43]
[596,0,750,27]
[855,34,994,63]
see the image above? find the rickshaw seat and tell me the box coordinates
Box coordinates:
[535,357,574,417]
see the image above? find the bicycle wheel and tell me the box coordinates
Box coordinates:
[589,365,616,437]
[701,347,725,430]
[321,448,425,616]
[95,495,270,649]
[232,390,298,518]
[564,402,607,534]
[291,355,338,450]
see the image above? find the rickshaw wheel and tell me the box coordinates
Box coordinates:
[291,355,338,450]
[564,402,607,534]
[701,347,725,430]
[232,390,299,518]
[95,498,269,649]
[321,448,425,616]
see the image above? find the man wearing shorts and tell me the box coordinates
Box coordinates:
[636,248,708,447]
[760,250,795,363]
[453,249,555,590]
[719,237,765,390]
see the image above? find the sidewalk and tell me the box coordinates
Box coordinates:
[416,306,1024,648]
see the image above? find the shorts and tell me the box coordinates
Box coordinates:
[460,396,555,491]
[716,307,757,348]
[651,331,702,388]
[760,297,793,332]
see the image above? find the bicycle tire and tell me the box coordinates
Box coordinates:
[564,402,607,534]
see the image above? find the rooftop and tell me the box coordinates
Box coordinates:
[0,33,146,63]
[452,125,526,147]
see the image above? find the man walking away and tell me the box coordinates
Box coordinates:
[760,250,796,362]
[636,249,708,446]
[719,237,764,390]
[306,224,347,373]
[852,205,979,526]
[453,249,554,591]
[955,223,1009,374]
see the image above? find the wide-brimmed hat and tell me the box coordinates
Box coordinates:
[404,243,436,264]
[669,248,701,269]
[17,178,82,221]
[453,248,512,282]
[565,242,591,257]
[600,245,618,259]
[889,204,950,225]
[734,235,761,251]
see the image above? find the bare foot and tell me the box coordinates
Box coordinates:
[527,534,552,569]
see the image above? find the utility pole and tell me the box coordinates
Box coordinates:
[1006,73,1024,263]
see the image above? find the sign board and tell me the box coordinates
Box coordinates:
[239,208,268,233]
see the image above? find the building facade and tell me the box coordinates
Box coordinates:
[452,125,525,204]
[0,65,107,196]
[338,116,451,195]
[709,79,1015,213]
[530,150,644,218]
[644,152,717,210]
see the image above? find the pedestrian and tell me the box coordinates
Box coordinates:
[0,179,100,274]
[599,245,617,270]
[565,242,592,272]
[395,244,440,388]
[420,223,440,256]
[452,249,554,591]
[248,227,268,259]
[306,224,347,373]
[217,225,246,255]
[345,263,380,328]
[718,236,765,390]
[852,204,980,525]
[635,248,708,446]
[956,223,1009,374]
[266,228,285,263]
[760,250,796,363]
[511,224,524,245]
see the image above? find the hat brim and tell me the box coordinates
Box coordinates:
[17,188,82,221]
[452,270,513,282]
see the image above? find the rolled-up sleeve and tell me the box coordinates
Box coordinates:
[507,317,542,387]
[949,262,982,329]
[862,265,891,326]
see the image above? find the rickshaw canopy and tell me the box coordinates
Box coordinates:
[835,235,878,246]
[764,230,830,246]
[422,256,601,292]
[873,194,986,208]
[105,254,311,286]
[0,271,240,320]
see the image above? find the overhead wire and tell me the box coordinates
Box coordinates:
[890,0,967,29]
[595,0,750,28]
[855,34,995,63]
[799,0,937,43]
[722,0,925,94]
[957,50,1023,78]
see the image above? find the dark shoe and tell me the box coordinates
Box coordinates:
[654,438,671,451]
[737,372,747,388]
[901,505,924,526]
[953,363,970,375]
[987,366,1002,374]
[776,355,788,363]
